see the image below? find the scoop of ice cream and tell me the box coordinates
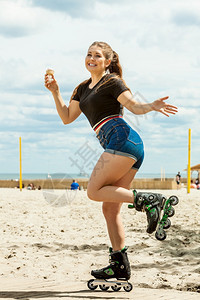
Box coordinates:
[46,69,54,76]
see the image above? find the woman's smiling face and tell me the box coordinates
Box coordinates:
[85,45,111,74]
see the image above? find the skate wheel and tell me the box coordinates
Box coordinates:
[99,284,109,291]
[87,279,98,290]
[163,218,171,229]
[123,282,133,292]
[111,285,121,291]
[168,207,175,217]
[155,230,167,241]
[169,196,179,206]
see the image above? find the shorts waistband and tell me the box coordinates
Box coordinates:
[93,115,122,132]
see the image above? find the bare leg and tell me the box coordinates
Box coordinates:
[88,153,138,281]
[103,202,124,251]
[102,169,137,251]
[87,152,138,251]
[87,152,136,203]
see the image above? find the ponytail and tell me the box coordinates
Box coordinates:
[107,51,122,78]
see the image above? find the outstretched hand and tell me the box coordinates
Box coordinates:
[151,96,178,117]
[44,74,59,93]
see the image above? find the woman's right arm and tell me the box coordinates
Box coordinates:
[44,74,81,124]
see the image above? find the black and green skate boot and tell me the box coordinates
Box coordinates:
[128,190,165,234]
[91,247,131,280]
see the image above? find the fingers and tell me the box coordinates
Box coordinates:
[44,73,54,82]
[159,96,169,101]
[44,74,56,89]
[165,103,178,110]
[157,96,178,117]
[165,107,178,114]
[159,97,178,108]
[160,105,178,117]
[160,111,169,117]
[165,104,178,114]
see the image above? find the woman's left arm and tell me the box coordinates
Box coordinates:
[117,90,178,117]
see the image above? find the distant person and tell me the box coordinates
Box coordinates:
[190,179,197,189]
[176,172,181,187]
[17,183,24,189]
[27,183,36,190]
[27,184,31,190]
[195,178,200,190]
[71,180,79,190]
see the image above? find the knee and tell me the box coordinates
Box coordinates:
[87,184,99,201]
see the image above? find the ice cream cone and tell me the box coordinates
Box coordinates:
[46,69,54,76]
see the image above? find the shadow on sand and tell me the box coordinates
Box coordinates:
[0,289,130,300]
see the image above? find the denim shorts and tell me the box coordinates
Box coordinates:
[96,118,144,170]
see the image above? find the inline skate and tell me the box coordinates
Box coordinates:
[87,247,133,292]
[155,195,179,240]
[128,190,179,240]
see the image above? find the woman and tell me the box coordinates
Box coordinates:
[45,41,178,282]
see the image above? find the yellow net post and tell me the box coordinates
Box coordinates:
[187,129,191,194]
[19,137,22,191]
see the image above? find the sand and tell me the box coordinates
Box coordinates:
[0,187,199,299]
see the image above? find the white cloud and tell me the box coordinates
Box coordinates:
[31,0,94,16]
[0,0,199,174]
[0,0,51,37]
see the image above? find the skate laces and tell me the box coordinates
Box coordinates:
[109,254,120,265]
[109,247,128,268]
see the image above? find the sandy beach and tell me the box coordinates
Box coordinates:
[0,187,199,300]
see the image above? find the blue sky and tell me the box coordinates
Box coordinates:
[0,0,199,176]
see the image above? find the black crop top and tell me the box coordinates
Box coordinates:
[72,74,129,129]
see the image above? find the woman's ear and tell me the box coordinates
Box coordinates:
[105,59,111,68]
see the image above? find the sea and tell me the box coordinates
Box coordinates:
[0,172,187,180]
